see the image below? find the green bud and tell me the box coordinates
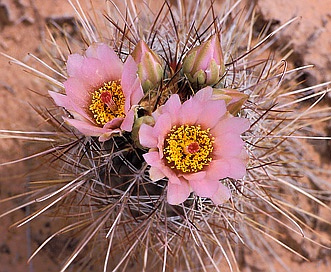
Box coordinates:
[131,40,164,92]
[183,34,225,87]
[212,88,248,115]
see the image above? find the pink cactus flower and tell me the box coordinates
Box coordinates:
[49,43,144,141]
[139,87,249,205]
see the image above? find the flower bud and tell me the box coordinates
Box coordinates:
[212,88,248,115]
[183,35,225,87]
[131,40,164,91]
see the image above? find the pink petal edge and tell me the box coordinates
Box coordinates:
[64,117,111,137]
[139,123,157,148]
[49,91,73,110]
[149,166,166,181]
[189,179,219,198]
[120,109,135,132]
[210,183,231,205]
[167,180,192,205]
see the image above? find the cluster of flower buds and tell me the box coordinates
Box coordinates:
[130,34,247,114]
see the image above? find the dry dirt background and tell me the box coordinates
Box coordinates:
[0,0,331,271]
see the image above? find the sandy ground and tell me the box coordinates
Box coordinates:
[0,0,330,271]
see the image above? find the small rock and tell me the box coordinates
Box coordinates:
[0,243,11,255]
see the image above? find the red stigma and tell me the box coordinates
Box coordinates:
[187,142,200,154]
[100,91,112,104]
[100,91,118,112]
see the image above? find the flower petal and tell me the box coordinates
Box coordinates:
[144,152,169,182]
[129,77,144,106]
[194,86,213,101]
[153,113,172,141]
[122,56,138,95]
[183,171,206,181]
[160,94,182,123]
[205,159,231,180]
[213,133,246,158]
[149,166,165,181]
[120,108,135,132]
[143,151,161,167]
[207,158,246,180]
[193,40,213,71]
[48,91,74,110]
[143,151,181,184]
[99,129,121,142]
[63,117,110,137]
[167,179,191,205]
[104,118,124,130]
[122,56,143,112]
[86,43,123,80]
[226,157,247,179]
[49,89,94,123]
[178,97,203,124]
[81,57,109,88]
[196,99,226,128]
[139,123,157,148]
[63,77,90,108]
[62,79,96,122]
[178,87,215,125]
[210,183,231,205]
[212,115,250,137]
[189,179,219,198]
[66,53,84,77]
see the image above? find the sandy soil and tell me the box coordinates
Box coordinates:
[0,0,330,271]
[257,0,331,87]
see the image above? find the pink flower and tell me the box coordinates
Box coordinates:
[49,43,143,141]
[139,87,249,205]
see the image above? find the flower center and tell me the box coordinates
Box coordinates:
[89,80,125,126]
[184,142,200,154]
[164,124,214,173]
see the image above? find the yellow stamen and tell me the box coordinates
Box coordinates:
[164,124,214,173]
[89,80,125,126]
